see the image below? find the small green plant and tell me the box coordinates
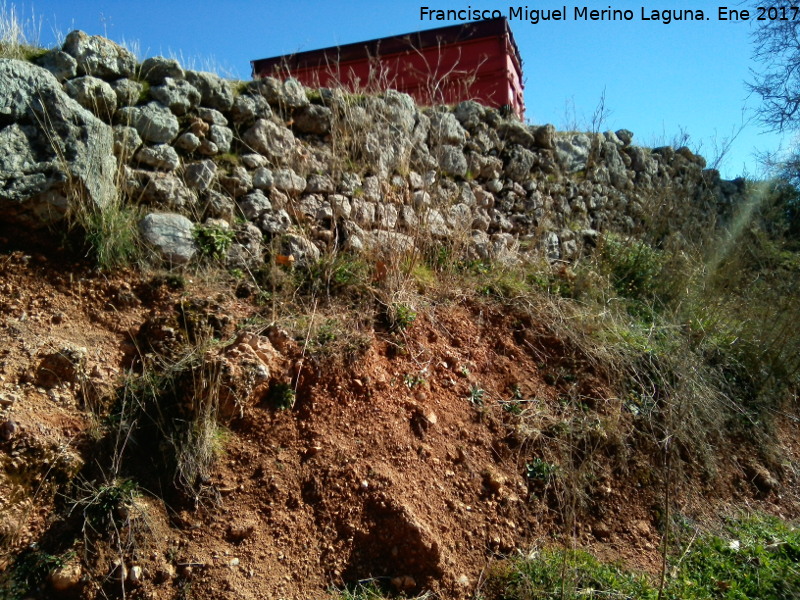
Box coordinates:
[232,80,249,96]
[403,372,426,389]
[668,514,800,600]
[306,88,324,104]
[598,234,664,303]
[410,262,437,290]
[331,581,389,600]
[429,246,453,271]
[267,382,295,410]
[293,254,370,298]
[330,579,431,600]
[500,384,525,414]
[137,79,151,103]
[70,476,140,529]
[331,257,369,289]
[465,259,491,275]
[526,270,575,298]
[468,384,485,406]
[502,401,523,415]
[525,458,558,481]
[315,319,338,346]
[194,224,235,261]
[391,302,417,331]
[217,152,241,169]
[78,200,141,270]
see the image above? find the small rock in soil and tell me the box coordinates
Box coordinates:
[128,564,143,584]
[227,519,257,542]
[49,561,82,591]
[0,419,17,441]
[391,575,416,591]
[592,522,612,540]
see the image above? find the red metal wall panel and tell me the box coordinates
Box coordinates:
[252,19,525,119]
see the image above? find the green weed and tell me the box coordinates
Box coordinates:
[598,233,664,303]
[668,514,800,600]
[70,476,140,529]
[484,548,656,600]
[390,303,417,331]
[525,458,558,482]
[481,515,800,600]
[330,580,431,600]
[266,382,295,411]
[468,384,485,406]
[194,223,235,261]
[78,200,141,270]
[403,372,426,389]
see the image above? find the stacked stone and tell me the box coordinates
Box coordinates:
[0,30,745,267]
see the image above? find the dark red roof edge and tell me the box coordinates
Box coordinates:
[251,17,522,79]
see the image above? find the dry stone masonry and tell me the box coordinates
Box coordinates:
[0,30,746,265]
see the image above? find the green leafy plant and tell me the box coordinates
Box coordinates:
[390,302,417,331]
[68,476,140,537]
[598,234,664,303]
[217,152,241,169]
[499,384,525,414]
[194,223,235,261]
[525,458,558,482]
[468,384,485,406]
[331,580,432,600]
[403,372,426,389]
[267,382,295,411]
[315,319,338,346]
[668,514,800,600]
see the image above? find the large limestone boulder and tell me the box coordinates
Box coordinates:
[62,30,137,79]
[231,92,272,124]
[139,213,196,264]
[281,233,319,266]
[554,133,594,173]
[64,75,118,119]
[136,144,180,171]
[293,104,331,135]
[242,118,295,161]
[150,78,201,115]
[139,56,184,85]
[249,76,308,110]
[185,70,234,111]
[429,110,467,146]
[0,59,116,226]
[436,145,467,177]
[453,100,486,130]
[110,78,144,107]
[34,49,77,82]
[117,102,180,144]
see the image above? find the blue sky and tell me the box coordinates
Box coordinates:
[11,0,787,179]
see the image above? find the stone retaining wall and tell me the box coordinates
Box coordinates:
[0,30,746,266]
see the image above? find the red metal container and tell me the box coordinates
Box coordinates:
[251,18,525,120]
